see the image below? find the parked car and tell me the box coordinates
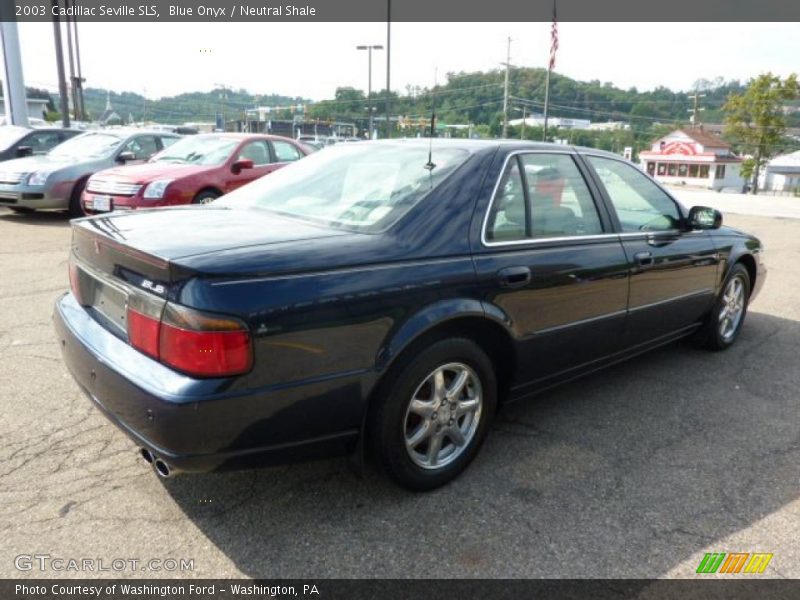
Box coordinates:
[82,133,310,213]
[0,126,81,162]
[55,140,765,490]
[0,129,179,215]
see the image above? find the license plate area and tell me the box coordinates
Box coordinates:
[80,268,129,335]
[92,195,112,212]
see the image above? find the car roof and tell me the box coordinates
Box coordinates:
[186,132,300,142]
[362,138,625,160]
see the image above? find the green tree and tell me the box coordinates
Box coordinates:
[723,73,799,194]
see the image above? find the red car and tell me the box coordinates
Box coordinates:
[82,133,310,213]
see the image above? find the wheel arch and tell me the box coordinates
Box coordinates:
[373,299,517,406]
[734,253,757,297]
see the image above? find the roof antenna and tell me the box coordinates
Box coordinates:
[424,66,437,171]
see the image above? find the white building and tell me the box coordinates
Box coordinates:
[639,129,744,191]
[759,150,800,193]
[508,115,591,130]
[588,121,630,131]
[0,97,50,121]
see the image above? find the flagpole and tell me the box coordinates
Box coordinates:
[543,0,557,142]
[542,66,551,142]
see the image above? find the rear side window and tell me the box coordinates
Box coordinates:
[160,136,180,149]
[124,135,159,160]
[485,153,603,242]
[587,155,682,232]
[272,140,303,162]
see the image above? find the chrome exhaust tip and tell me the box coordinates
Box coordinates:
[140,447,154,465]
[153,458,171,478]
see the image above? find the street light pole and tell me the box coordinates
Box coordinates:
[356,44,383,139]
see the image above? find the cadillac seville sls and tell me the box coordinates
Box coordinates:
[54,140,765,490]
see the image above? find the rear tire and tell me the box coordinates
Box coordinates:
[193,189,220,205]
[695,263,751,351]
[369,337,497,491]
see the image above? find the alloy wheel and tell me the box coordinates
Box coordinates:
[403,362,483,470]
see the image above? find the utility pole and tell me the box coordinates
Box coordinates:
[65,0,77,121]
[501,36,512,138]
[73,16,85,120]
[688,91,706,129]
[385,0,392,139]
[51,1,70,128]
[520,105,526,139]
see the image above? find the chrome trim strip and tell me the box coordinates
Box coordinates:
[532,309,628,336]
[628,288,713,313]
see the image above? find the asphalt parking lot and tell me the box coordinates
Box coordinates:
[1,203,798,579]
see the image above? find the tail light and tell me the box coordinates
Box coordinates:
[68,262,85,305]
[126,298,252,378]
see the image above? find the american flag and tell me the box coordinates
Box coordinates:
[548,1,559,71]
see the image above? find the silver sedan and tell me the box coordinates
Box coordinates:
[0,129,180,215]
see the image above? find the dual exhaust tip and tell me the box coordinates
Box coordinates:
[140,447,172,478]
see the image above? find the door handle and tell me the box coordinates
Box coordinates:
[634,251,654,267]
[497,266,531,288]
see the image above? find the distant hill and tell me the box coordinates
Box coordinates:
[77,87,310,124]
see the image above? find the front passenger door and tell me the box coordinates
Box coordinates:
[584,155,720,345]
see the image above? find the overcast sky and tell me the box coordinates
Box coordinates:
[11,22,800,101]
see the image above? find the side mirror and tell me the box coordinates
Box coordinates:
[117,151,136,163]
[231,158,254,175]
[16,146,33,157]
[688,205,723,230]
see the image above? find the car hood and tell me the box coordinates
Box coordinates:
[94,162,213,183]
[0,154,78,173]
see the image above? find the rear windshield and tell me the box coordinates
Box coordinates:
[217,143,471,232]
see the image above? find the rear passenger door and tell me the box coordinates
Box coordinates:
[473,151,630,389]
[582,155,719,345]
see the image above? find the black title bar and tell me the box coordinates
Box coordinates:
[4,0,800,22]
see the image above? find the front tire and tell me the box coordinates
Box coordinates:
[68,178,88,217]
[697,263,751,351]
[369,338,497,491]
[193,189,220,205]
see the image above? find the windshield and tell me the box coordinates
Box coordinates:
[0,127,28,151]
[217,142,471,232]
[152,135,239,165]
[49,132,122,159]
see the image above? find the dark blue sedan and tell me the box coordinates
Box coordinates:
[54,139,765,490]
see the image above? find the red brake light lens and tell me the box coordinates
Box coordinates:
[159,324,252,377]
[125,300,252,378]
[127,308,161,359]
[68,262,84,305]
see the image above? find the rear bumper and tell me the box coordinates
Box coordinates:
[54,292,361,473]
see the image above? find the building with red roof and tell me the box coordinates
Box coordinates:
[639,128,745,191]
